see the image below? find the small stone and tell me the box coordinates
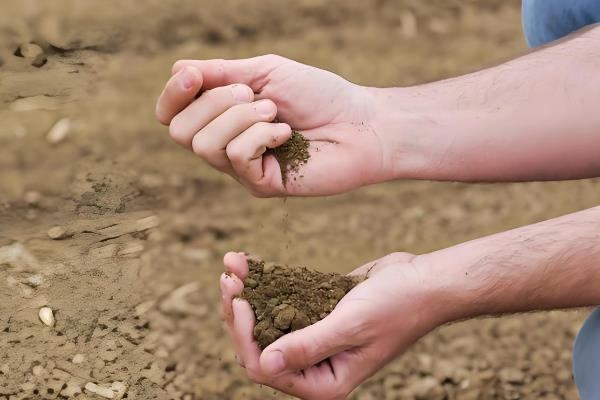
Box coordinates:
[85,382,116,399]
[25,274,44,287]
[48,226,70,240]
[499,367,525,385]
[46,118,71,144]
[110,381,127,399]
[72,354,86,364]
[39,306,55,327]
[17,43,44,58]
[135,300,155,316]
[24,191,41,205]
[31,53,48,68]
[32,365,46,376]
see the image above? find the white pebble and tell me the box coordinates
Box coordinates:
[39,307,55,327]
[46,118,71,144]
[72,354,86,364]
[32,365,46,376]
[84,382,115,399]
[19,43,44,58]
[48,226,69,240]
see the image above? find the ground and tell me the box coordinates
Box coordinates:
[0,1,597,399]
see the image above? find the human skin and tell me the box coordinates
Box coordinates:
[221,206,600,399]
[155,25,600,399]
[156,27,600,196]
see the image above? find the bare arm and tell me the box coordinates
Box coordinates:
[372,25,600,182]
[421,206,600,322]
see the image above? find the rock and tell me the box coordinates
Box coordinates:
[32,365,46,376]
[48,226,71,240]
[72,354,86,364]
[0,364,9,375]
[16,43,44,58]
[499,367,525,385]
[24,191,41,205]
[46,118,71,144]
[39,307,56,327]
[25,274,44,287]
[31,53,48,68]
[85,382,116,399]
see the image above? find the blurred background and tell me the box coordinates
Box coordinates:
[0,1,596,399]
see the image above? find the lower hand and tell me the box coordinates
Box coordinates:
[220,252,443,400]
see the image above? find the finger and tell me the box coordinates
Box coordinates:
[226,122,292,184]
[155,66,203,125]
[232,298,262,374]
[169,84,254,148]
[219,272,244,327]
[223,252,250,280]
[191,99,277,171]
[171,55,289,92]
[260,312,355,376]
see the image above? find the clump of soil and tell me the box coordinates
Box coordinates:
[241,258,361,349]
[271,130,310,185]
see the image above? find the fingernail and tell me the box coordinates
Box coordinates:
[263,350,286,375]
[181,67,197,90]
[232,85,252,102]
[255,100,275,118]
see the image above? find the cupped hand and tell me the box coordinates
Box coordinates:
[219,252,443,400]
[155,55,392,197]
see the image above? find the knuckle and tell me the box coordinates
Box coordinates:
[225,144,245,163]
[191,136,210,158]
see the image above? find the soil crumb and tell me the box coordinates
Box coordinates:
[271,130,310,185]
[241,258,360,349]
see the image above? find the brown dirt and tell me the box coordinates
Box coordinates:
[271,130,311,185]
[242,258,359,349]
[0,1,593,399]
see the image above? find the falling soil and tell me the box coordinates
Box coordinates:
[271,130,310,185]
[241,258,360,349]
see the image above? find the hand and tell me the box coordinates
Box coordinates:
[219,252,443,400]
[155,55,393,197]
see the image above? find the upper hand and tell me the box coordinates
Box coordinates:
[219,252,443,400]
[155,55,392,197]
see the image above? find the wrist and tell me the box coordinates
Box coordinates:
[365,86,449,181]
[412,249,487,326]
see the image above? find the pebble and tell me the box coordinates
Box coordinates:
[31,53,48,68]
[17,43,44,58]
[24,191,41,205]
[46,118,71,144]
[25,274,44,287]
[72,354,86,364]
[0,364,9,375]
[39,306,56,327]
[499,367,525,384]
[85,382,116,399]
[48,226,70,240]
[32,365,46,376]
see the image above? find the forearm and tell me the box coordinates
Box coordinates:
[418,206,600,324]
[371,25,600,182]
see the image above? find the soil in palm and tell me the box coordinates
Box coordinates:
[241,258,360,349]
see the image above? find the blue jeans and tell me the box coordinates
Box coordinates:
[522,1,600,398]
[574,308,600,399]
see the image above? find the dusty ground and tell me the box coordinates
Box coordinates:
[0,0,597,399]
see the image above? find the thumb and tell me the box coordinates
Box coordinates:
[171,55,288,92]
[259,312,353,375]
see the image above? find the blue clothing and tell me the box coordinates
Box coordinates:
[521,2,600,399]
[522,0,600,47]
